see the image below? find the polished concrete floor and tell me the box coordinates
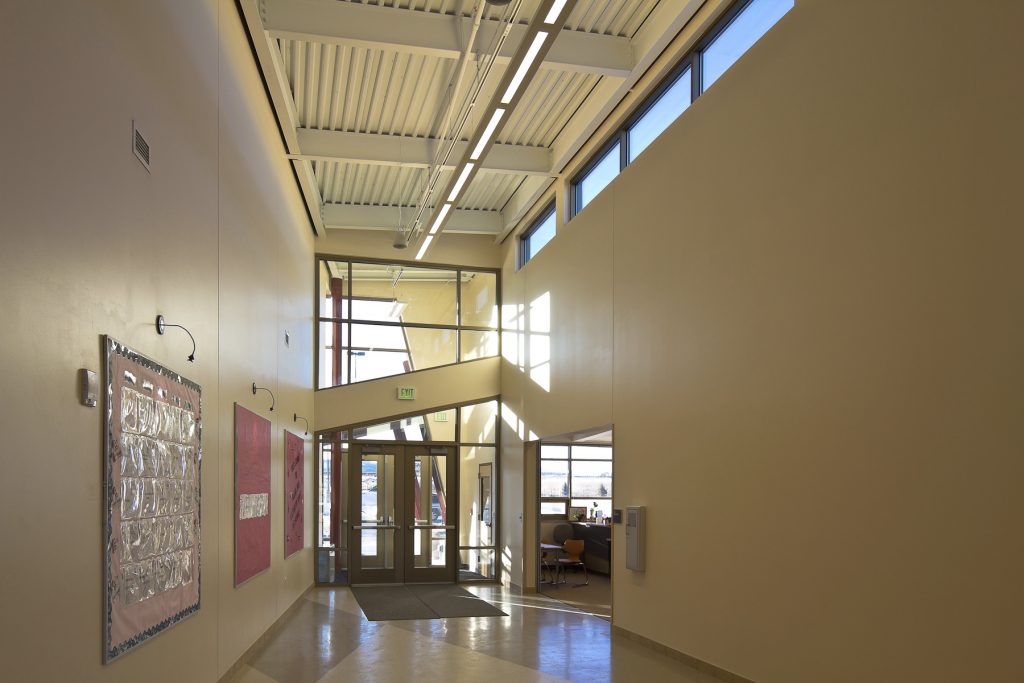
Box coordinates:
[228,585,722,683]
[540,571,612,619]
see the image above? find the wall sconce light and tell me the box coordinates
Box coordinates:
[293,413,309,436]
[155,315,196,362]
[252,383,275,411]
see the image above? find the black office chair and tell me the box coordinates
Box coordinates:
[552,523,573,545]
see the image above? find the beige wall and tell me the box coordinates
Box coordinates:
[0,2,315,680]
[501,1,1024,681]
[314,357,500,432]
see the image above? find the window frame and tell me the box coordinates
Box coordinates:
[624,54,697,164]
[315,255,501,390]
[569,136,626,217]
[539,443,613,521]
[567,0,791,220]
[518,201,557,269]
[696,0,789,94]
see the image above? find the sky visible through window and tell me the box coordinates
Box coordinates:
[576,142,620,212]
[524,209,556,264]
[629,68,692,162]
[702,0,794,90]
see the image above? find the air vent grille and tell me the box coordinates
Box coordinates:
[132,120,151,172]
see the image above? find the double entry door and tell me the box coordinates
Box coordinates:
[349,444,457,584]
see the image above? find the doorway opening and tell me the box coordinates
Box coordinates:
[536,429,613,619]
[315,398,499,586]
[350,444,455,584]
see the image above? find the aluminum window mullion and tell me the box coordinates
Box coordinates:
[346,261,352,386]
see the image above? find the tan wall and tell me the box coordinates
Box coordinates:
[501,1,1024,681]
[314,357,500,432]
[0,2,314,680]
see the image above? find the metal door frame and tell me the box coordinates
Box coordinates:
[349,443,458,585]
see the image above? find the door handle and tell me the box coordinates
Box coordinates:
[352,525,399,530]
[410,524,456,530]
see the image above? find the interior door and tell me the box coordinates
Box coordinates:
[404,446,457,583]
[349,444,457,584]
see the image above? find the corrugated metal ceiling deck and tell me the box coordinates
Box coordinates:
[278,0,661,214]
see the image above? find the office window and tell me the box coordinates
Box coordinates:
[628,67,692,162]
[316,258,500,388]
[540,444,612,520]
[520,203,556,266]
[702,0,794,91]
[573,141,620,214]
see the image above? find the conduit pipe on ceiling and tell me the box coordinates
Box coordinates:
[395,0,486,248]
[401,0,523,246]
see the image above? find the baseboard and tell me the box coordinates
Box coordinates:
[218,584,314,683]
[610,625,755,683]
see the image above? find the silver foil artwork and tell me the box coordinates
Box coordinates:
[104,337,202,662]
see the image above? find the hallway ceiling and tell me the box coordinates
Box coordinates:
[239,0,706,239]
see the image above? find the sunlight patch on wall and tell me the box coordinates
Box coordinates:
[528,292,551,392]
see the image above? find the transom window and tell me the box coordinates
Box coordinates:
[519,203,556,268]
[569,0,793,217]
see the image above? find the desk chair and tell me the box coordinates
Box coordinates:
[540,543,557,583]
[557,539,589,587]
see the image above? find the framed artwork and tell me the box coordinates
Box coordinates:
[478,463,493,526]
[570,506,588,521]
[103,337,201,663]
[234,404,271,586]
[284,430,304,558]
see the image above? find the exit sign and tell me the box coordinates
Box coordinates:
[434,411,449,422]
[397,387,416,400]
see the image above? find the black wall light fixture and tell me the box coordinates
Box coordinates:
[293,413,309,436]
[252,383,275,411]
[156,315,196,362]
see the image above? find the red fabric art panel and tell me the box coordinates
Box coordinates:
[234,404,271,585]
[284,431,304,558]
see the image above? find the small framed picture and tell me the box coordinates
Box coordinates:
[569,506,587,521]
[479,463,493,525]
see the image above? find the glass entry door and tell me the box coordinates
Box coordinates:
[349,444,456,584]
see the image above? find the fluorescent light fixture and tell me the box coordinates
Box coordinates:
[471,109,506,160]
[428,203,453,234]
[415,235,434,261]
[388,300,407,318]
[501,32,548,104]
[544,0,568,23]
[447,163,475,202]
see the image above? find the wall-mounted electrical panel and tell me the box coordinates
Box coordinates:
[625,505,646,571]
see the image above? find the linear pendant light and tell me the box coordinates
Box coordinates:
[501,32,548,104]
[471,109,506,160]
[415,235,434,260]
[413,0,575,261]
[544,0,568,24]
[448,163,475,202]
[429,203,453,234]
